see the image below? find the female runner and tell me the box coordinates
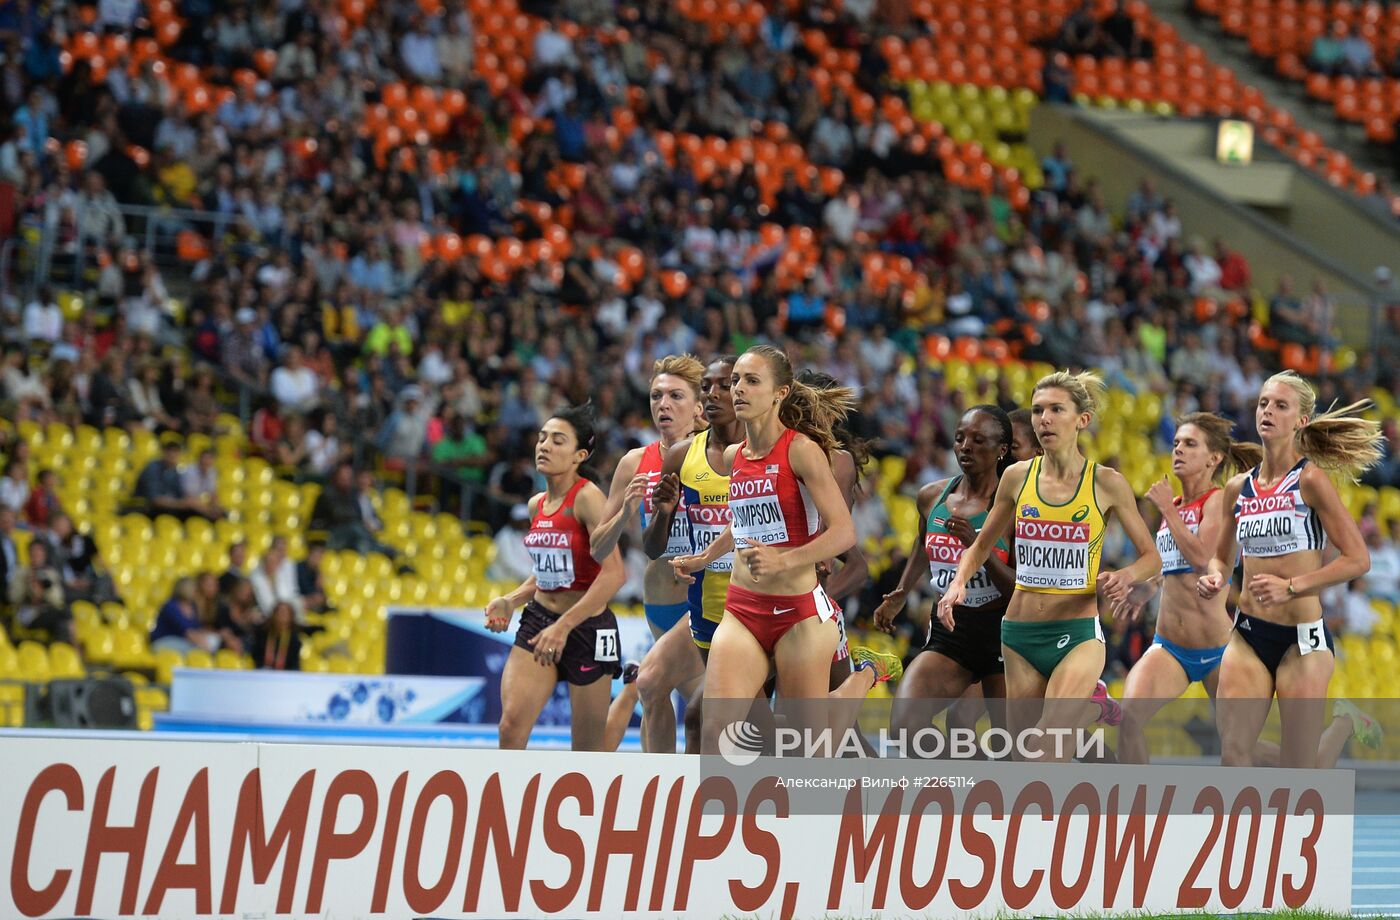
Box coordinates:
[671,345,861,752]
[1198,371,1382,768]
[639,356,742,752]
[590,355,705,751]
[486,405,625,750]
[876,405,1016,742]
[938,371,1162,761]
[940,407,1044,741]
[1117,413,1259,763]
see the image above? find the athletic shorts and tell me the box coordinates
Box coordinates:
[921,604,1006,682]
[688,569,730,650]
[513,600,622,686]
[724,582,839,656]
[1233,611,1333,676]
[1001,616,1104,679]
[1151,634,1226,684]
[645,601,689,634]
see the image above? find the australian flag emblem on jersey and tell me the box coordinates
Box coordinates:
[1021,504,1041,518]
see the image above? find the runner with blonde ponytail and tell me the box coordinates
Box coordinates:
[937,370,1162,761]
[1199,371,1384,768]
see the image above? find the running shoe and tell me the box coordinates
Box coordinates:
[622,661,641,685]
[851,646,904,684]
[1334,699,1383,750]
[1092,679,1123,727]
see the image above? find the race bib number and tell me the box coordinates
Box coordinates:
[594,628,619,662]
[529,547,575,591]
[665,513,693,558]
[1296,619,1327,656]
[689,505,733,572]
[1014,519,1092,591]
[926,532,1004,608]
[730,493,789,546]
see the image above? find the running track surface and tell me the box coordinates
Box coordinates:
[1354,813,1400,918]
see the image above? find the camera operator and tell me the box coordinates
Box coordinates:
[8,540,77,645]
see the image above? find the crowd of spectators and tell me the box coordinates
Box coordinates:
[0,0,1397,680]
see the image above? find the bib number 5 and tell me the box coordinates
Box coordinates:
[1295,621,1325,656]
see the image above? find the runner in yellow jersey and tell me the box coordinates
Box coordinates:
[938,371,1161,761]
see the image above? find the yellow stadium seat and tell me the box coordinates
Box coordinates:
[16,642,50,683]
[153,648,183,685]
[214,649,246,670]
[111,630,152,669]
[0,645,19,677]
[48,643,85,679]
[184,649,214,669]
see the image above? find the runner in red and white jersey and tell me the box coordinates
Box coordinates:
[670,345,869,753]
[589,356,705,752]
[486,405,625,751]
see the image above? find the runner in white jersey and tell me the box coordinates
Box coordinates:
[1198,371,1384,768]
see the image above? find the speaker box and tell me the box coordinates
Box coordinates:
[48,678,137,729]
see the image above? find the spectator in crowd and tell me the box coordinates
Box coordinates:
[22,287,63,345]
[270,345,321,414]
[249,534,302,621]
[217,578,261,655]
[1309,22,1347,74]
[0,459,30,514]
[252,600,302,671]
[0,508,19,592]
[1101,0,1151,59]
[304,409,353,480]
[219,540,249,596]
[128,359,180,431]
[485,503,535,583]
[1340,24,1381,77]
[1366,521,1400,604]
[150,576,218,654]
[179,448,225,519]
[22,467,60,528]
[310,462,392,556]
[43,513,116,605]
[296,539,330,614]
[8,539,75,645]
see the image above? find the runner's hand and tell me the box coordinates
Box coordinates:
[945,515,978,547]
[485,597,513,632]
[936,581,964,631]
[670,553,707,584]
[1146,477,1176,515]
[527,619,573,667]
[738,537,787,578]
[1197,572,1226,600]
[872,587,907,634]
[651,472,680,511]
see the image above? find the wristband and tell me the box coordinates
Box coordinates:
[1286,579,1296,596]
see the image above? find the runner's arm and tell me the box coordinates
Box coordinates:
[590,448,643,561]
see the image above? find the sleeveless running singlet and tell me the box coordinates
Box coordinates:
[524,478,601,593]
[926,476,1011,608]
[1157,488,1218,575]
[680,429,733,572]
[637,440,692,559]
[729,428,819,550]
[1235,459,1325,558]
[1013,456,1105,595]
